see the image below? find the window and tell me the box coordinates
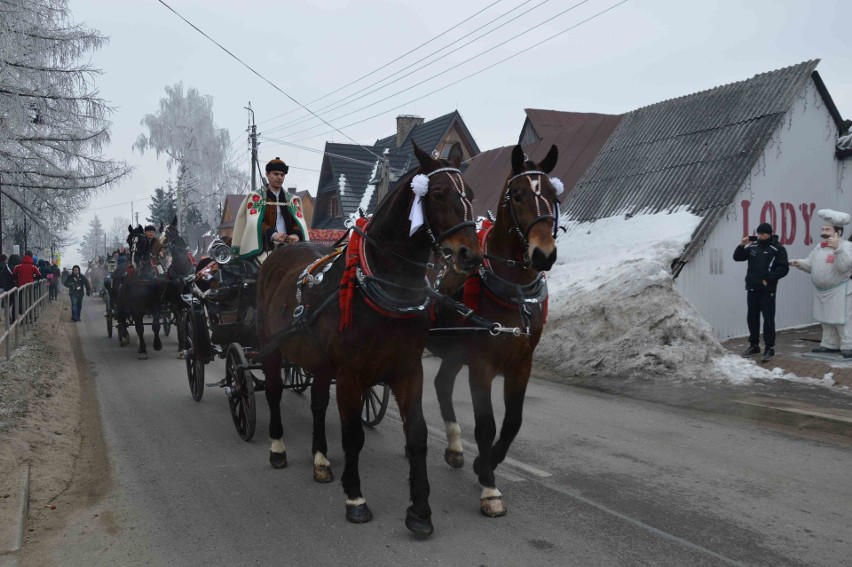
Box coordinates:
[330,195,341,218]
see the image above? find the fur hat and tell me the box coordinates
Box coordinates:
[817,209,851,229]
[265,157,289,174]
[756,222,773,234]
[144,224,156,232]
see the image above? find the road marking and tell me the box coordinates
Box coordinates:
[383,413,552,479]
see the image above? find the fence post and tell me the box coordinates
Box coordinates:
[2,292,8,360]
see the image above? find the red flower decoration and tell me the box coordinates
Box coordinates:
[296,211,303,218]
[247,202,253,210]
[252,194,260,202]
[249,209,257,215]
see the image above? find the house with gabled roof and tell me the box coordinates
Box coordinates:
[312,111,480,229]
[560,60,852,339]
[463,109,622,216]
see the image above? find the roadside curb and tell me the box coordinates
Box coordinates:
[539,373,852,440]
[733,397,852,438]
[0,461,29,567]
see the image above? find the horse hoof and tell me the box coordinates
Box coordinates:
[444,449,464,469]
[313,464,334,483]
[269,451,287,469]
[345,503,373,524]
[405,507,434,538]
[153,340,162,352]
[480,496,507,518]
[138,352,148,360]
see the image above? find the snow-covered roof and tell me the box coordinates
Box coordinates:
[560,60,845,271]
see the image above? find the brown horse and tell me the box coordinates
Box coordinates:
[255,142,482,537]
[427,144,559,517]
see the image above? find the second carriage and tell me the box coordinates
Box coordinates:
[180,241,389,442]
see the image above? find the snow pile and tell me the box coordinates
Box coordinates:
[537,209,737,381]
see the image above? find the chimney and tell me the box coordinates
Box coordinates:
[396,115,424,148]
[287,186,297,194]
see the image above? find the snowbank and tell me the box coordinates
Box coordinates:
[536,209,803,384]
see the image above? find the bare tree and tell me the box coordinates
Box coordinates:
[0,0,132,254]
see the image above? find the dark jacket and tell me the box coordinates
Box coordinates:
[64,273,91,297]
[0,261,15,292]
[733,235,789,293]
[261,188,305,250]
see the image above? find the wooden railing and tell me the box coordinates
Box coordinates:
[0,280,50,360]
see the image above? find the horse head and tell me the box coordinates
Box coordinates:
[402,141,482,275]
[499,144,560,272]
[127,224,149,269]
[159,216,185,251]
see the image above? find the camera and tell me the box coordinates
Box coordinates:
[748,235,758,242]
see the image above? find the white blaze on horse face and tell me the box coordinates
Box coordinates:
[529,178,540,194]
[445,421,463,453]
[345,497,366,506]
[481,487,502,499]
[313,452,330,467]
[270,438,286,454]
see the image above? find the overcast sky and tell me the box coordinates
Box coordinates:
[62,0,852,267]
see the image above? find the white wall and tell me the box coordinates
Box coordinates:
[676,79,852,339]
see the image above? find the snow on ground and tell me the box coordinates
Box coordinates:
[535,208,818,386]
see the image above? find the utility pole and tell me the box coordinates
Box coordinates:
[176,161,186,235]
[135,212,139,226]
[246,103,259,190]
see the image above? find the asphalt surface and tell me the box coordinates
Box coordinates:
[46,299,852,566]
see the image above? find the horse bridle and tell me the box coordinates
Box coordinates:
[420,167,476,266]
[493,170,559,269]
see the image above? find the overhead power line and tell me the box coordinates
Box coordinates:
[261,0,542,135]
[155,0,384,162]
[255,0,506,127]
[291,0,631,144]
[278,0,596,140]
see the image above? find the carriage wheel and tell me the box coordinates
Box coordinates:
[361,383,389,428]
[184,313,205,402]
[225,344,256,442]
[283,363,310,394]
[105,296,113,339]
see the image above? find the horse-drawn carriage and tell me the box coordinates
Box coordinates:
[179,239,390,442]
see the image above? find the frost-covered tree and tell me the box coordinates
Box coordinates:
[0,0,131,254]
[134,83,246,232]
[77,214,105,261]
[106,216,129,251]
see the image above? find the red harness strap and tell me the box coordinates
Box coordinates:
[338,217,367,332]
[462,220,493,313]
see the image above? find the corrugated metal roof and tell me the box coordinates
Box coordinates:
[561,60,821,266]
[463,111,622,217]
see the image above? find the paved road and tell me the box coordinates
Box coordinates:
[63,300,852,566]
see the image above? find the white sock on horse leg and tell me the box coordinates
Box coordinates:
[270,438,285,454]
[445,421,463,453]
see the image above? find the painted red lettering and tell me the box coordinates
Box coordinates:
[760,201,777,232]
[780,202,796,245]
[741,200,751,238]
[800,203,815,246]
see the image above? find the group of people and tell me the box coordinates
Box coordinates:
[734,208,852,362]
[0,250,84,321]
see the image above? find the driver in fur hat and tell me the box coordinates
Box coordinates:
[262,157,305,251]
[790,209,852,357]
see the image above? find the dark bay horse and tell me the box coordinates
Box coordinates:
[158,217,197,357]
[255,142,482,537]
[117,225,167,359]
[427,144,560,517]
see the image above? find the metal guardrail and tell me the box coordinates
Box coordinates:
[0,280,50,361]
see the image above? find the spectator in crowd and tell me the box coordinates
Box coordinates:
[63,265,91,322]
[0,254,16,320]
[13,250,42,286]
[50,262,61,300]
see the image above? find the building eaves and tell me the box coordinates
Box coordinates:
[560,60,822,271]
